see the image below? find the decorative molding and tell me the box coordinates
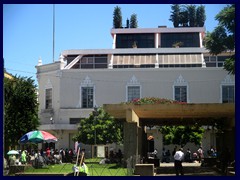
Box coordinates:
[173,74,188,86]
[221,75,234,85]
[127,75,140,86]
[219,75,235,103]
[126,75,142,102]
[173,74,189,102]
[77,76,95,108]
[81,76,94,87]
[45,79,53,89]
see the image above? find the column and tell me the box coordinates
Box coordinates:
[123,122,138,162]
[155,33,159,48]
[124,109,140,162]
[112,34,116,49]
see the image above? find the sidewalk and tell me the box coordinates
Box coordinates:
[155,162,222,176]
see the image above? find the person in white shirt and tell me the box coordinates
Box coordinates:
[174,148,184,176]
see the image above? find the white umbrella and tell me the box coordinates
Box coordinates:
[7,150,19,155]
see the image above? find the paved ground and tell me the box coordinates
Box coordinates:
[160,162,202,167]
[155,162,222,176]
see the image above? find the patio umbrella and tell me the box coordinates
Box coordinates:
[19,130,58,144]
[7,150,19,155]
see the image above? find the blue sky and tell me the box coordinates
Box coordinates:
[3,4,228,85]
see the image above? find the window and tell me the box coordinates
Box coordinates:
[69,118,84,124]
[116,33,155,48]
[222,85,235,103]
[161,33,200,47]
[127,86,140,101]
[174,86,187,102]
[79,55,108,69]
[173,75,189,102]
[82,87,94,108]
[45,88,52,109]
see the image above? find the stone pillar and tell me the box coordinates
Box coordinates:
[138,126,142,156]
[155,33,159,48]
[112,34,116,49]
[123,122,138,162]
[141,126,148,159]
[124,109,140,162]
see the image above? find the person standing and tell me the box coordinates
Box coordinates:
[220,147,230,175]
[197,147,204,163]
[172,146,177,161]
[21,150,27,164]
[185,148,192,162]
[174,148,184,176]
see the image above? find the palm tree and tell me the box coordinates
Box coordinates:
[169,4,181,27]
[179,5,189,27]
[196,5,206,27]
[188,5,197,27]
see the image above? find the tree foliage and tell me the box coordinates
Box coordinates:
[159,125,204,147]
[188,5,196,27]
[196,5,206,27]
[4,76,40,154]
[169,4,181,27]
[204,4,235,74]
[113,6,122,28]
[179,5,189,27]
[169,4,206,27]
[130,13,138,28]
[74,107,123,145]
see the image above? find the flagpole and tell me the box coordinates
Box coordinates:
[53,4,55,63]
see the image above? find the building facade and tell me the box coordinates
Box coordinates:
[36,27,235,158]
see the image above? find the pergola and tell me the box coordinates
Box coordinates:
[103,103,235,161]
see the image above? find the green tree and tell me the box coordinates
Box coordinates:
[179,5,189,27]
[204,4,235,74]
[196,5,206,27]
[130,13,138,28]
[188,5,197,27]
[74,107,123,145]
[159,125,204,147]
[113,6,122,28]
[4,76,40,154]
[169,4,181,27]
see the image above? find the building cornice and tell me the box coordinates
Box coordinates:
[110,27,205,36]
[62,48,206,56]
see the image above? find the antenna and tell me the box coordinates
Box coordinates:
[52,4,55,63]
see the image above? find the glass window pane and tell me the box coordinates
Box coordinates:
[128,86,140,101]
[222,85,235,103]
[45,88,52,109]
[175,86,187,102]
[82,87,94,108]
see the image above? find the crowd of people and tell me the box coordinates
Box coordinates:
[6,147,78,168]
[169,145,231,176]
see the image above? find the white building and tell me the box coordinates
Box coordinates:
[36,27,235,158]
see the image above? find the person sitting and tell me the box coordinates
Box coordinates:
[9,155,16,166]
[192,152,198,162]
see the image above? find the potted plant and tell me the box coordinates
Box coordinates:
[172,41,184,48]
[132,41,137,48]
